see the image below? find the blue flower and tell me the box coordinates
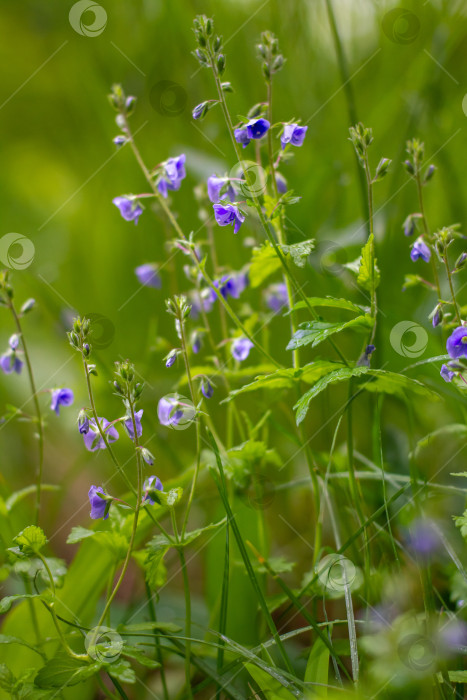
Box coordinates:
[446,326,467,360]
[165,350,177,368]
[189,288,216,318]
[265,283,288,312]
[113,135,126,148]
[281,123,308,150]
[143,475,163,504]
[231,337,254,361]
[124,409,143,440]
[213,203,245,234]
[50,388,74,415]
[158,397,183,427]
[201,378,213,399]
[113,196,143,224]
[407,518,440,558]
[440,364,455,382]
[207,175,235,204]
[135,263,161,288]
[78,410,90,435]
[410,238,431,263]
[276,172,288,194]
[234,118,270,147]
[192,102,206,120]
[215,272,248,300]
[83,417,119,452]
[157,154,186,198]
[88,485,109,520]
[0,335,23,375]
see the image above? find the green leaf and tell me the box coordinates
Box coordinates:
[66,527,95,544]
[103,659,136,684]
[249,243,282,288]
[145,538,170,590]
[5,485,60,512]
[14,526,47,556]
[294,367,370,424]
[0,594,45,614]
[304,638,329,696]
[287,296,366,315]
[244,663,296,699]
[280,239,315,267]
[286,316,373,351]
[357,234,380,291]
[151,487,183,508]
[120,645,160,669]
[0,663,16,692]
[34,653,100,688]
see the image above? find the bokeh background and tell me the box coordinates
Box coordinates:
[1,0,467,696]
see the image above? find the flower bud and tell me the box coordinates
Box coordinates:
[140,447,155,466]
[217,54,226,75]
[20,298,35,315]
[404,159,415,176]
[424,164,436,183]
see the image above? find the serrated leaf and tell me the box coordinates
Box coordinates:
[280,239,315,267]
[287,296,366,315]
[14,526,47,556]
[294,366,370,424]
[66,526,96,544]
[286,315,373,351]
[357,234,380,291]
[102,659,136,684]
[250,243,282,288]
[0,663,16,691]
[34,653,100,688]
[120,645,160,669]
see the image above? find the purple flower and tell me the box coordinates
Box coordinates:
[50,388,74,415]
[281,123,308,150]
[265,283,288,312]
[446,326,467,359]
[9,334,19,350]
[113,196,143,224]
[201,378,213,399]
[192,102,206,120]
[0,352,23,375]
[191,333,202,354]
[213,203,245,234]
[124,409,143,440]
[83,417,119,452]
[157,155,186,198]
[207,175,235,204]
[135,263,161,289]
[231,337,254,362]
[276,172,288,194]
[407,519,440,558]
[166,351,177,368]
[113,136,126,148]
[410,238,431,263]
[234,118,270,147]
[88,485,109,520]
[143,475,163,505]
[157,397,184,427]
[190,288,216,318]
[216,272,248,300]
[440,364,455,382]
[78,411,89,435]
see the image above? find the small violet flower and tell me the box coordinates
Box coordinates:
[265,283,288,312]
[135,263,161,288]
[83,417,119,452]
[410,238,431,263]
[280,123,308,150]
[124,409,143,440]
[113,135,126,148]
[113,196,143,225]
[234,118,270,147]
[276,172,288,194]
[78,410,90,435]
[231,337,254,362]
[207,175,235,204]
[215,272,248,300]
[143,475,164,505]
[213,202,245,234]
[446,326,467,360]
[201,378,214,399]
[157,154,186,198]
[440,364,455,383]
[158,397,183,427]
[165,350,177,368]
[50,388,74,415]
[0,335,23,375]
[88,485,110,520]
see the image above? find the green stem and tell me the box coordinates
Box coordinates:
[9,301,44,525]
[416,172,442,301]
[444,252,462,324]
[145,581,169,700]
[172,509,193,699]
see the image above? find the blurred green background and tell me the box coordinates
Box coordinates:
[1,0,467,685]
